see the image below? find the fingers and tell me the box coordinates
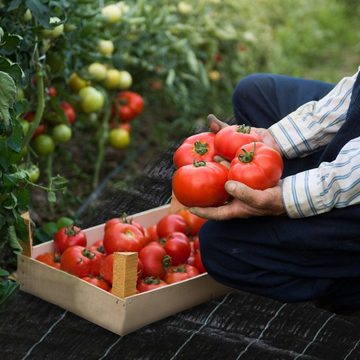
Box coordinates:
[214,155,230,169]
[189,203,235,220]
[225,181,264,207]
[208,114,228,132]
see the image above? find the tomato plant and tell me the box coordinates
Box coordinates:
[32,134,55,156]
[214,124,261,161]
[228,142,283,189]
[173,132,216,168]
[172,161,229,207]
[54,225,87,254]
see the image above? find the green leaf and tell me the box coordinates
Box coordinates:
[47,191,56,203]
[50,175,68,189]
[0,57,24,84]
[6,119,23,152]
[25,0,50,27]
[7,0,22,11]
[0,268,9,277]
[0,279,19,306]
[42,222,58,237]
[0,71,16,124]
[2,33,23,53]
[8,225,23,252]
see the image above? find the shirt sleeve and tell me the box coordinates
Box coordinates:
[268,69,359,159]
[281,136,360,218]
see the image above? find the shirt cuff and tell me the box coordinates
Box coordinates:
[281,169,327,218]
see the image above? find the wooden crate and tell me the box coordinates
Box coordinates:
[17,205,231,335]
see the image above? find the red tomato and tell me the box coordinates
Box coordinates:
[192,236,200,251]
[46,86,57,97]
[156,214,187,239]
[88,245,106,276]
[164,264,200,284]
[144,224,159,244]
[214,124,261,161]
[177,209,207,236]
[60,102,76,124]
[24,112,35,122]
[35,252,61,269]
[103,223,145,254]
[163,232,191,266]
[116,91,144,122]
[137,258,144,279]
[194,250,206,273]
[32,123,46,139]
[139,243,172,279]
[60,246,95,277]
[172,161,229,207]
[173,132,216,168]
[100,254,114,284]
[54,225,87,254]
[228,142,283,190]
[137,276,167,293]
[104,216,145,234]
[187,252,195,266]
[81,276,111,291]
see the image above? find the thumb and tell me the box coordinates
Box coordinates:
[208,114,228,132]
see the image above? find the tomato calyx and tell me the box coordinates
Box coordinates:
[236,124,251,134]
[193,141,208,156]
[64,225,80,236]
[238,142,256,163]
[193,160,206,167]
[82,248,96,260]
[162,255,172,270]
[169,265,186,273]
[54,254,61,263]
[143,276,161,285]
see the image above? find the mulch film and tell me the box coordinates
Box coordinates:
[1,141,360,360]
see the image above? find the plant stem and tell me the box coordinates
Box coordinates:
[23,46,45,148]
[93,98,112,189]
[46,154,54,214]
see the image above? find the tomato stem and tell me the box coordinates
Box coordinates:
[193,141,208,156]
[238,142,256,163]
[236,124,251,134]
[193,160,206,167]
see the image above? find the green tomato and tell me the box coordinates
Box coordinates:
[21,120,30,135]
[88,62,107,81]
[23,9,32,21]
[42,17,64,39]
[98,40,114,56]
[101,4,123,23]
[108,128,130,149]
[118,71,133,90]
[103,69,122,89]
[52,124,72,143]
[80,87,104,113]
[56,216,74,229]
[27,164,40,183]
[33,134,55,156]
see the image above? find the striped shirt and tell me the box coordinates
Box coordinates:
[269,67,360,218]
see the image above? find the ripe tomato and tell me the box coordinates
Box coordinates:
[32,134,55,156]
[194,250,206,273]
[214,124,261,161]
[115,91,144,122]
[60,246,95,277]
[35,252,61,269]
[32,123,46,139]
[139,243,172,279]
[163,232,191,266]
[81,276,111,291]
[103,223,145,254]
[52,124,72,143]
[156,214,187,239]
[105,216,145,235]
[172,161,229,207]
[54,225,87,254]
[46,86,57,97]
[228,142,283,190]
[173,132,216,168]
[100,254,114,284]
[108,128,130,149]
[60,102,76,124]
[177,209,207,236]
[144,224,159,243]
[137,277,167,293]
[164,264,200,284]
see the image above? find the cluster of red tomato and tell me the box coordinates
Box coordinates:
[172,124,284,207]
[35,209,208,293]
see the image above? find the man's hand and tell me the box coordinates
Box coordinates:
[189,180,285,220]
[208,114,282,154]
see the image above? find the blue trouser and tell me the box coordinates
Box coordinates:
[200,73,360,308]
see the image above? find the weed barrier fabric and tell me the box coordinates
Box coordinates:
[1,141,360,359]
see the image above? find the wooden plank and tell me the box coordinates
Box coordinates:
[20,212,32,258]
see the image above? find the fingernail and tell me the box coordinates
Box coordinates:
[225,181,236,192]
